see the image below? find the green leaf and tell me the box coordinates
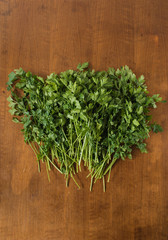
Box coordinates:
[26,71,32,77]
[14,68,25,75]
[9,108,16,115]
[137,106,143,115]
[7,72,17,90]
[127,101,132,112]
[12,117,20,123]
[138,143,147,153]
[133,119,139,126]
[67,114,73,120]
[37,76,44,83]
[138,75,145,84]
[152,94,162,102]
[80,112,87,121]
[151,123,163,133]
[7,96,13,103]
[15,82,26,89]
[77,62,89,71]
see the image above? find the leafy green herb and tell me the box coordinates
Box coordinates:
[7,72,17,90]
[151,123,163,133]
[7,64,164,190]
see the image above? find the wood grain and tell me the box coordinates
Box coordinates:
[0,0,168,239]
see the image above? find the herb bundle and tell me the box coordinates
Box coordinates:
[7,63,163,191]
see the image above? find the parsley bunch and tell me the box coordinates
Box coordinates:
[7,63,164,190]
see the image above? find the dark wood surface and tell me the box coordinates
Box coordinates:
[0,0,168,239]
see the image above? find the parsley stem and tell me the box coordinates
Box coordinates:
[103,176,106,192]
[104,158,118,175]
[70,173,80,189]
[79,134,86,166]
[90,177,93,191]
[35,140,63,174]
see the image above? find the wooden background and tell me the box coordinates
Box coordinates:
[0,0,168,239]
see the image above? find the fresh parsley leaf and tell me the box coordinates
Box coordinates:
[77,62,89,71]
[133,119,139,126]
[151,123,163,133]
[7,72,17,90]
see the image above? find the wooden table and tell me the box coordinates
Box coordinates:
[0,1,167,239]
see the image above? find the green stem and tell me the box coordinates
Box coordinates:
[34,139,62,174]
[79,134,87,165]
[107,168,111,182]
[104,158,118,176]
[103,176,106,192]
[48,158,63,174]
[90,177,93,191]
[66,175,69,187]
[45,162,50,182]
[71,173,80,189]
